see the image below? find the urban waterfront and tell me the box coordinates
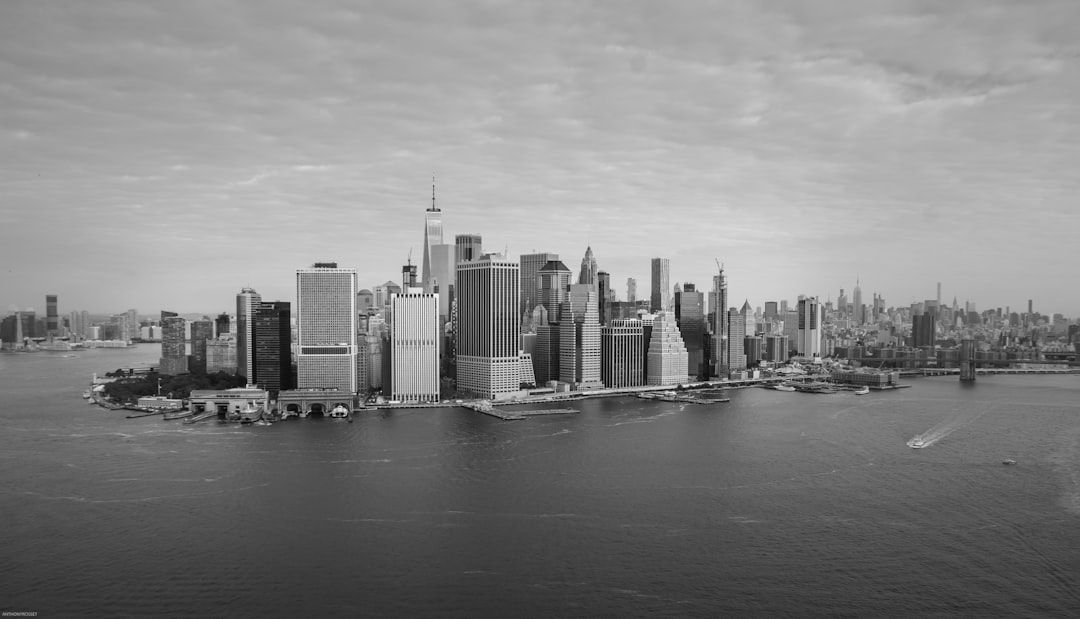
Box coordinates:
[3,346,1080,617]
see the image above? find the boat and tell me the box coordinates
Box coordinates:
[239,400,263,424]
[163,409,195,421]
[254,419,272,426]
[910,438,925,449]
[82,389,92,399]
[853,386,870,395]
[774,384,796,392]
[328,404,350,418]
[1003,459,1017,465]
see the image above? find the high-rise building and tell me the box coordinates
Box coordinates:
[601,319,644,388]
[713,268,728,377]
[797,295,822,358]
[911,305,936,349]
[421,178,443,292]
[296,263,358,393]
[578,246,598,286]
[559,284,602,389]
[236,287,261,382]
[159,311,188,375]
[764,301,778,322]
[744,336,763,366]
[532,305,560,385]
[742,300,756,337]
[647,311,688,385]
[455,234,483,265]
[726,307,747,371]
[429,243,456,319]
[389,287,440,403]
[206,336,237,374]
[837,290,847,317]
[597,270,611,326]
[675,283,705,379]
[853,278,864,325]
[520,252,559,316]
[765,334,789,363]
[254,301,291,395]
[214,313,230,338]
[189,320,213,374]
[45,295,58,336]
[455,254,521,400]
[627,278,637,303]
[537,260,572,319]
[650,258,670,312]
[782,310,799,353]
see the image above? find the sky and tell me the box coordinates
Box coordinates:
[2,0,1079,317]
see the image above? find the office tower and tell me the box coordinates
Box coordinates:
[455,254,521,399]
[853,278,863,325]
[782,310,799,353]
[559,284,603,389]
[189,320,213,374]
[837,290,847,317]
[389,287,440,403]
[780,299,789,315]
[597,270,611,326]
[713,268,728,377]
[429,243,456,320]
[765,334,789,362]
[764,301,778,322]
[455,234,483,265]
[647,312,688,385]
[206,337,237,374]
[421,178,443,292]
[744,336,763,366]
[365,317,385,390]
[45,295,58,336]
[601,319,644,388]
[254,301,291,394]
[675,283,705,379]
[726,307,747,371]
[797,295,822,358]
[650,258,670,312]
[627,278,637,303]
[159,311,188,375]
[537,260,572,319]
[236,287,262,382]
[520,252,559,316]
[214,313,230,338]
[532,305,560,385]
[911,305,936,349]
[357,289,376,316]
[742,300,756,337]
[125,309,138,340]
[1027,299,1034,328]
[296,263,358,392]
[402,261,418,289]
[578,246,598,286]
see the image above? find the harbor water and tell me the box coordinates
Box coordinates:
[3,345,1080,616]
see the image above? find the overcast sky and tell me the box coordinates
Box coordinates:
[2,0,1078,317]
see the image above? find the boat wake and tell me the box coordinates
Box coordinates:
[909,406,990,449]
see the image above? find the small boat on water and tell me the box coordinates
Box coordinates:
[1003,459,1017,465]
[774,384,796,392]
[239,400,263,424]
[82,389,92,399]
[853,386,870,395]
[328,404,350,418]
[910,438,926,449]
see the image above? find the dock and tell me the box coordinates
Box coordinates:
[124,410,165,419]
[637,391,730,404]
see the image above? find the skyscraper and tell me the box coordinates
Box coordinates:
[650,258,670,312]
[853,278,864,325]
[627,278,637,303]
[389,286,440,403]
[726,307,746,371]
[601,319,644,388]
[455,234,483,265]
[296,263,358,392]
[597,270,611,326]
[559,283,602,389]
[159,311,188,375]
[455,254,521,400]
[532,305,560,385]
[675,283,705,379]
[520,252,559,316]
[578,246,598,286]
[713,268,728,377]
[797,295,822,358]
[236,287,262,382]
[647,312,688,385]
[189,320,213,374]
[46,295,58,336]
[421,178,443,292]
[254,301,291,395]
[537,260,572,319]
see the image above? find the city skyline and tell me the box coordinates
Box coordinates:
[2,1,1079,314]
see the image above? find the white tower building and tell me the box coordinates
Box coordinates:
[390,287,440,403]
[647,311,689,385]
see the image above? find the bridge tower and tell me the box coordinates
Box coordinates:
[959,336,976,382]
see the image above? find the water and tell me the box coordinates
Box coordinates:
[3,345,1080,617]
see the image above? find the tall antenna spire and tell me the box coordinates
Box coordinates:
[430,174,436,211]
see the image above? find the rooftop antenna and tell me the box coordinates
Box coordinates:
[431,174,436,211]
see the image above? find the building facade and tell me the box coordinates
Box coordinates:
[389,287,440,403]
[254,301,292,395]
[159,311,188,375]
[296,263,358,393]
[675,283,705,379]
[601,319,644,388]
[559,284,603,389]
[455,254,522,399]
[650,257,670,312]
[520,252,559,317]
[646,311,688,385]
[797,295,822,358]
[236,287,261,382]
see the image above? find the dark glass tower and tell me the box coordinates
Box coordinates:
[254,301,292,396]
